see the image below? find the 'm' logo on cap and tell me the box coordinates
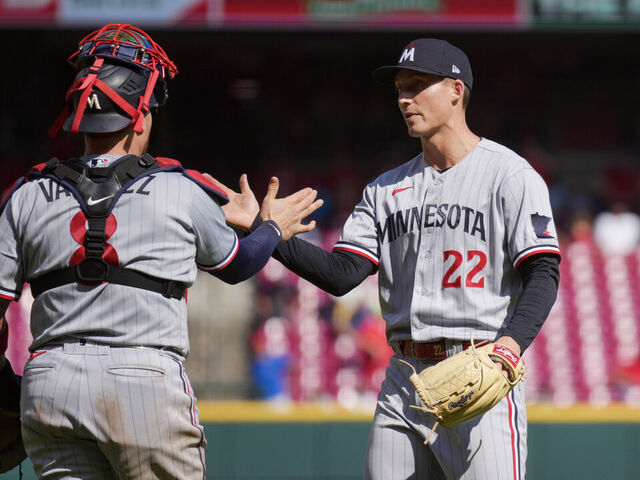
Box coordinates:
[87,93,102,110]
[399,47,415,63]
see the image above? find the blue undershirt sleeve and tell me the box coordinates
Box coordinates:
[212,220,282,284]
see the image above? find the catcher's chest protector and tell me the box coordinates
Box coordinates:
[5,153,228,299]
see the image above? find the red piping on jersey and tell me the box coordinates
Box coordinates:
[507,392,519,480]
[0,293,14,301]
[201,235,239,272]
[214,244,239,271]
[333,246,379,266]
[514,248,561,270]
[174,357,207,477]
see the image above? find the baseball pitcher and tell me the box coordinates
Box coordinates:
[215,38,560,480]
[0,24,322,479]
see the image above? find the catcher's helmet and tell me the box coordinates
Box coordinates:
[50,24,178,136]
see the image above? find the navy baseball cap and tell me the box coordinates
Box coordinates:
[373,38,473,90]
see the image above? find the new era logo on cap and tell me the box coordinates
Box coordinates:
[373,38,473,90]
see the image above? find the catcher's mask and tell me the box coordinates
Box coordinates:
[49,23,178,136]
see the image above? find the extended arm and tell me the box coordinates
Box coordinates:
[196,176,322,284]
[272,235,377,296]
[205,173,375,294]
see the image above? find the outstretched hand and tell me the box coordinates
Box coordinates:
[204,173,259,231]
[260,177,324,241]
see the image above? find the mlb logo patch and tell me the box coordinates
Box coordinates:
[531,213,554,239]
[90,157,110,168]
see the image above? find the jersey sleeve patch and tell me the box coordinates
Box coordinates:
[531,213,555,239]
[197,232,239,272]
[513,245,561,270]
[333,241,379,266]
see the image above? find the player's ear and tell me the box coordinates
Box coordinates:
[450,79,465,107]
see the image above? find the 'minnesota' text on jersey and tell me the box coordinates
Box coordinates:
[334,138,560,344]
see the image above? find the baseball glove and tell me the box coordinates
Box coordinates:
[0,356,27,474]
[399,339,525,443]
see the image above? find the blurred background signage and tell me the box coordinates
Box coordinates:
[0,0,523,27]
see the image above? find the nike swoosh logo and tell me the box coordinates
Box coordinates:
[87,195,114,206]
[392,186,413,195]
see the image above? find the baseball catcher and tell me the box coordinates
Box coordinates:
[0,23,322,478]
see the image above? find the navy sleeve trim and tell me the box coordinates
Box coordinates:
[333,241,379,266]
[210,220,281,284]
[513,244,561,269]
[0,286,20,301]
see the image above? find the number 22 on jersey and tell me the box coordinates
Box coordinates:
[442,250,487,289]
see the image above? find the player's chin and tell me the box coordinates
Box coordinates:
[404,118,427,137]
[406,125,428,138]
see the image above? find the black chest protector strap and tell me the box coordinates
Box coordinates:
[28,154,187,300]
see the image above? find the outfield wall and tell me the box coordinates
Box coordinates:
[2,403,639,479]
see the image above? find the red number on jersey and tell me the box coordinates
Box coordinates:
[442,249,487,289]
[466,250,487,288]
[442,250,463,288]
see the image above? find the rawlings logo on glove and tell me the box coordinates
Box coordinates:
[399,338,526,444]
[449,391,474,410]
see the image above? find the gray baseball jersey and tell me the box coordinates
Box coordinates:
[334,138,559,480]
[0,154,238,356]
[334,138,560,344]
[0,153,238,479]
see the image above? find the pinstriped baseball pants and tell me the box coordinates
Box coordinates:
[20,342,206,479]
[365,355,526,480]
